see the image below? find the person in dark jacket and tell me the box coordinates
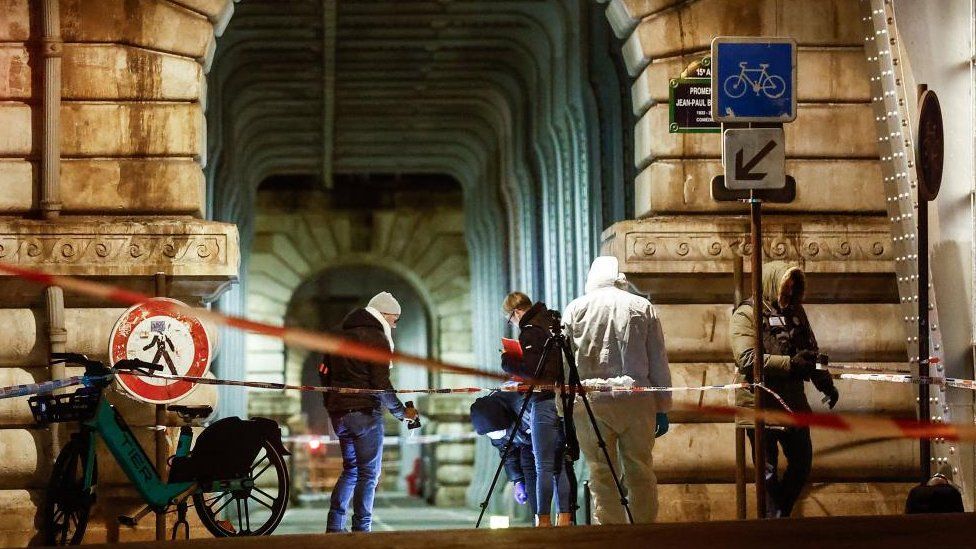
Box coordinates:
[729,262,839,518]
[321,292,419,532]
[501,292,569,527]
[471,391,538,511]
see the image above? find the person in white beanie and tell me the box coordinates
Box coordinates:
[562,256,671,524]
[366,291,401,350]
[322,291,419,532]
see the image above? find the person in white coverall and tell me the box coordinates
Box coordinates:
[562,256,671,524]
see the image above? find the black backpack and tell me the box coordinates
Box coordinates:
[168,416,287,484]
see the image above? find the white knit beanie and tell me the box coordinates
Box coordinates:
[367,291,401,315]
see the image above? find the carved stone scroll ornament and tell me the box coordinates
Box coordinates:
[627,232,891,264]
[0,235,227,267]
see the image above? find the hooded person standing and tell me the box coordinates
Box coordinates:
[562,256,671,524]
[321,291,419,532]
[729,261,839,518]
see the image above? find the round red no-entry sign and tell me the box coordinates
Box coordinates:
[109,298,212,404]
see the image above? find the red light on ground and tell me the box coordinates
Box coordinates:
[308,439,321,451]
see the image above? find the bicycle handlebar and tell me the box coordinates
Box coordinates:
[113,358,164,373]
[50,353,163,374]
[50,352,98,367]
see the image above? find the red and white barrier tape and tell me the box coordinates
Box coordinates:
[286,433,480,446]
[820,363,912,375]
[285,406,976,443]
[0,263,509,382]
[129,371,749,395]
[700,404,976,441]
[832,372,976,389]
[4,263,976,442]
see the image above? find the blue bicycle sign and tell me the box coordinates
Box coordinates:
[723,62,786,99]
[711,37,796,122]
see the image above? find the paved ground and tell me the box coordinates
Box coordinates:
[107,513,976,549]
[266,491,506,534]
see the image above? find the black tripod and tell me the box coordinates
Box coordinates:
[475,322,633,527]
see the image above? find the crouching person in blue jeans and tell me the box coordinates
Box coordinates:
[320,292,420,532]
[471,391,538,511]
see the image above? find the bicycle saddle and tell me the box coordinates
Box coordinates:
[167,405,213,419]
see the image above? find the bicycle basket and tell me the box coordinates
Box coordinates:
[29,387,100,424]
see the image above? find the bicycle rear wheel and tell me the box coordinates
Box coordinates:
[193,438,290,536]
[44,435,96,546]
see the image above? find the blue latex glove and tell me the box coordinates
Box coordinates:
[513,481,527,505]
[654,412,669,438]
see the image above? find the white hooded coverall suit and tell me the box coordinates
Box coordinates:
[562,256,671,524]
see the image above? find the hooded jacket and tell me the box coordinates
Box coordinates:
[562,257,672,412]
[729,261,818,413]
[319,307,406,419]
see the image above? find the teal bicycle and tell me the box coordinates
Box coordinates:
[31,353,290,545]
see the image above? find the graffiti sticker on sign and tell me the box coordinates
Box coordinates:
[109,298,212,404]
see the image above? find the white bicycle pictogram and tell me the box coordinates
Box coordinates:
[723,62,786,99]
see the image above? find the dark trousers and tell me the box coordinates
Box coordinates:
[746,426,812,518]
[517,446,538,512]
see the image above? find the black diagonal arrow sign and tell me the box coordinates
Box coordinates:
[723,128,785,190]
[735,140,777,181]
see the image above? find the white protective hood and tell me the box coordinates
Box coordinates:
[585,256,620,293]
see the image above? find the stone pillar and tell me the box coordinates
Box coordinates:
[601,0,915,519]
[0,0,239,543]
[40,0,62,219]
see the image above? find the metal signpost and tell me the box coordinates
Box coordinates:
[710,36,797,519]
[915,88,943,480]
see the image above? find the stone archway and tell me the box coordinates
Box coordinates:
[243,176,477,506]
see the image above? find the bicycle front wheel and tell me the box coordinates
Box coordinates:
[193,438,290,536]
[763,75,786,99]
[44,435,96,546]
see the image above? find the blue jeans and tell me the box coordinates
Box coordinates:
[530,396,559,516]
[327,410,384,532]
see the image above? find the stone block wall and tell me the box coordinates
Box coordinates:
[0,1,239,544]
[601,0,913,519]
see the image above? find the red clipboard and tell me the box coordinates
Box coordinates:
[501,338,523,360]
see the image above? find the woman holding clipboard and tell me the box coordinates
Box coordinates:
[501,292,572,527]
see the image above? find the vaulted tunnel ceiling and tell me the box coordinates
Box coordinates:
[208,0,627,373]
